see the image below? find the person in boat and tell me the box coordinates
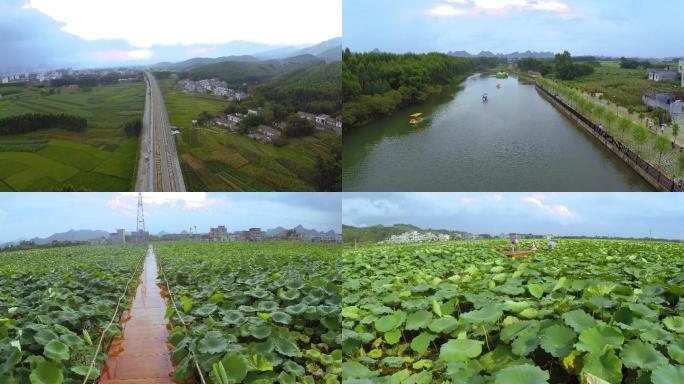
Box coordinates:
[510,234,518,252]
[547,241,556,250]
[531,242,538,252]
[482,93,488,102]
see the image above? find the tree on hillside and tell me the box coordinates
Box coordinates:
[604,110,617,129]
[554,51,594,80]
[672,122,680,143]
[123,116,142,137]
[593,105,607,124]
[196,111,214,126]
[284,114,314,138]
[654,135,671,168]
[632,125,648,153]
[617,117,632,140]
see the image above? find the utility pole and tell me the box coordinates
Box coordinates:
[137,192,146,232]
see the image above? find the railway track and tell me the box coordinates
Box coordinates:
[136,72,185,192]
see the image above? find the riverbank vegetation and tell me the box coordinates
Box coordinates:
[538,77,684,180]
[518,54,682,114]
[342,50,501,129]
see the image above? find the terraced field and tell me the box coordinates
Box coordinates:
[0,245,146,382]
[342,239,684,383]
[159,79,340,191]
[154,241,342,383]
[0,82,145,190]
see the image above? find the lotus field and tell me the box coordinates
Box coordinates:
[341,240,684,383]
[154,241,342,383]
[0,245,145,383]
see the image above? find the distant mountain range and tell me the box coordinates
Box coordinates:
[448,50,555,59]
[2,226,338,247]
[186,54,326,84]
[1,229,109,247]
[152,37,341,72]
[266,225,338,239]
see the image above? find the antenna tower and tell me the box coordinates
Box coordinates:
[137,192,146,232]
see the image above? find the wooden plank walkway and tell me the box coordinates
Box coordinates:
[99,247,174,384]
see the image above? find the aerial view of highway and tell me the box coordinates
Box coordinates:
[136,72,186,192]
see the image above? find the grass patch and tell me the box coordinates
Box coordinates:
[0,158,30,179]
[0,139,48,152]
[0,83,144,190]
[0,180,13,191]
[564,62,682,111]
[63,172,130,191]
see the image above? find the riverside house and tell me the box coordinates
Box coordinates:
[642,89,684,120]
[647,66,680,82]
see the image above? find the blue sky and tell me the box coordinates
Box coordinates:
[343,0,684,57]
[343,193,684,239]
[0,0,340,72]
[0,193,341,243]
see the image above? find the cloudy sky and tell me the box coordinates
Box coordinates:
[343,193,684,240]
[344,0,684,57]
[0,0,341,72]
[0,193,341,243]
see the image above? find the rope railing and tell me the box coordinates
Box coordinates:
[535,82,684,192]
[155,247,208,384]
[82,248,147,383]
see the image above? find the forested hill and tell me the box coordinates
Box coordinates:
[188,54,324,84]
[342,49,502,129]
[255,61,341,115]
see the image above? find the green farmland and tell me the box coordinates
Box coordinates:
[159,79,340,191]
[565,62,682,112]
[0,82,144,191]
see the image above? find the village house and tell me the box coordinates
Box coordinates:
[227,113,244,125]
[642,89,684,121]
[247,107,262,115]
[297,111,316,122]
[648,66,680,82]
[315,114,330,126]
[256,125,281,139]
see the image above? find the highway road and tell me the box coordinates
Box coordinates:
[135,71,185,192]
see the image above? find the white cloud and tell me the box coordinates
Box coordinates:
[474,0,527,9]
[529,1,568,11]
[426,0,569,17]
[107,193,222,213]
[27,0,341,47]
[93,49,153,62]
[522,194,575,218]
[426,4,467,16]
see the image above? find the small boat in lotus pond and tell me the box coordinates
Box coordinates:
[409,113,423,125]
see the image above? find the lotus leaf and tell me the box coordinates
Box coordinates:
[540,325,577,358]
[581,348,622,384]
[439,339,483,362]
[621,339,668,370]
[493,364,549,384]
[651,364,684,384]
[576,325,624,353]
[197,331,229,354]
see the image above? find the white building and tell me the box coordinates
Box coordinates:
[383,231,450,244]
[1,77,8,84]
